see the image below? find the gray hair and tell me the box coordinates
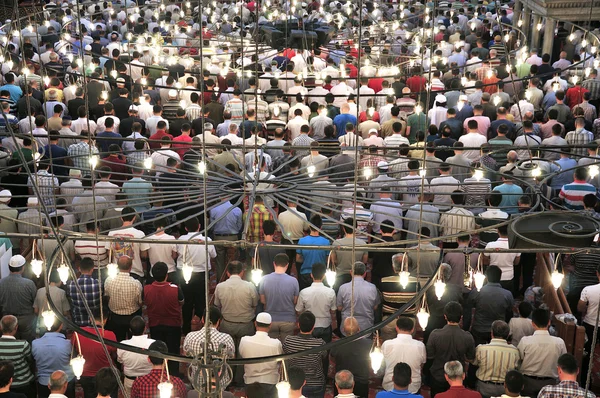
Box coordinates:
[49,370,68,392]
[353,261,366,276]
[391,253,406,273]
[0,315,17,335]
[491,320,511,340]
[444,361,464,380]
[439,263,452,282]
[335,370,354,390]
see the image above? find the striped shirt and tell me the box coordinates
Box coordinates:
[0,337,34,387]
[559,181,596,210]
[283,334,327,387]
[224,98,246,121]
[474,338,520,383]
[74,240,109,267]
[462,177,492,209]
[440,207,477,242]
[571,252,600,289]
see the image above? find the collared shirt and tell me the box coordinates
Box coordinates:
[239,331,283,385]
[278,208,308,241]
[68,275,101,326]
[538,380,596,398]
[131,369,187,398]
[183,327,235,358]
[381,334,426,393]
[32,332,74,384]
[474,338,520,383]
[0,274,36,316]
[104,272,143,315]
[427,324,475,382]
[337,276,380,335]
[176,233,216,272]
[376,389,424,398]
[484,238,520,280]
[370,198,403,234]
[209,201,242,235]
[580,283,600,326]
[508,318,534,347]
[214,275,259,323]
[247,203,274,243]
[117,335,155,377]
[464,282,514,334]
[122,177,154,212]
[283,334,327,387]
[296,282,336,328]
[0,337,34,387]
[27,170,59,207]
[518,330,567,378]
[440,208,476,242]
[565,128,594,158]
[67,142,99,173]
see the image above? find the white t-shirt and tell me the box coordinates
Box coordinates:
[148,233,177,273]
[106,227,150,277]
[484,238,520,280]
[581,283,600,326]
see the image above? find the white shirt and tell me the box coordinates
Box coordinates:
[117,334,155,377]
[148,233,178,273]
[70,118,98,135]
[106,227,150,277]
[176,233,216,273]
[146,115,169,135]
[150,149,181,174]
[429,175,460,210]
[94,181,120,203]
[330,82,353,108]
[239,331,283,385]
[459,132,488,161]
[581,283,600,326]
[286,116,309,141]
[96,115,121,134]
[295,282,336,328]
[484,238,520,280]
[381,333,427,393]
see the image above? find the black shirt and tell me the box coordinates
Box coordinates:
[426,324,475,382]
[330,337,372,384]
[120,117,146,137]
[16,96,43,120]
[203,102,224,125]
[369,236,399,282]
[68,98,85,118]
[112,97,133,121]
[168,118,187,138]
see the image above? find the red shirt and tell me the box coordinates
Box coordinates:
[368,77,384,93]
[144,282,183,328]
[566,86,589,109]
[437,386,482,398]
[131,369,187,398]
[99,155,129,186]
[359,111,380,123]
[172,134,193,157]
[347,63,358,79]
[149,131,173,149]
[283,48,296,59]
[72,327,117,377]
[406,75,427,95]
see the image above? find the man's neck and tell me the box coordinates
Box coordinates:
[274,268,287,274]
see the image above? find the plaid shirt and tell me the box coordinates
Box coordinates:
[127,151,149,166]
[104,272,143,315]
[27,170,59,207]
[538,380,595,398]
[291,134,315,159]
[247,203,273,243]
[131,369,187,398]
[182,327,235,387]
[583,78,600,101]
[68,142,99,173]
[566,129,594,158]
[68,275,101,326]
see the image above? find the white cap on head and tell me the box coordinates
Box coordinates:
[27,197,39,205]
[129,105,139,112]
[0,190,11,203]
[69,169,81,177]
[256,312,272,324]
[168,89,178,98]
[368,128,378,135]
[377,160,389,170]
[9,255,26,268]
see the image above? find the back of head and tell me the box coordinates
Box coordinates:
[505,370,524,395]
[444,360,464,380]
[129,315,146,336]
[335,370,354,390]
[298,311,316,333]
[531,308,550,329]
[288,367,306,391]
[148,340,168,365]
[95,367,118,397]
[557,353,578,376]
[486,265,502,283]
[392,363,412,388]
[0,361,13,389]
[444,301,463,323]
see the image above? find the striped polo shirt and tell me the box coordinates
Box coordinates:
[475,338,520,383]
[559,180,597,210]
[0,337,35,387]
[283,334,326,387]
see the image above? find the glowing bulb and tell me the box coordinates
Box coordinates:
[12,30,19,38]
[141,78,147,86]
[251,268,263,286]
[517,19,523,27]
[474,271,486,291]
[434,279,446,300]
[31,259,43,278]
[531,167,541,178]
[364,167,373,179]
[417,307,430,329]
[569,33,575,42]
[157,382,173,398]
[110,70,118,79]
[70,355,85,379]
[101,91,108,100]
[536,23,542,31]
[370,346,384,372]
[89,155,99,170]
[107,263,118,279]
[582,39,588,48]
[525,90,532,101]
[198,161,206,174]
[589,165,599,178]
[551,270,564,289]
[307,164,316,177]
[399,271,410,289]
[493,96,501,106]
[586,67,591,77]
[276,381,290,398]
[572,75,579,85]
[144,157,153,170]
[182,263,193,283]
[57,264,70,283]
[42,310,56,330]
[470,22,476,31]
[325,269,336,287]
[592,46,598,54]
[415,104,423,114]
[273,106,281,117]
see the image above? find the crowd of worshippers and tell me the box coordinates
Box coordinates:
[0,245,599,398]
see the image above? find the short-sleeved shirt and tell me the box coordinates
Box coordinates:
[73,327,117,377]
[297,235,330,275]
[259,272,299,322]
[332,237,367,275]
[144,281,183,328]
[295,282,336,328]
[33,285,70,331]
[581,283,600,326]
[106,226,150,278]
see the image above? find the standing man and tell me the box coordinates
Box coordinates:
[106,207,150,281]
[337,262,380,336]
[518,308,567,397]
[175,217,217,335]
[209,198,243,283]
[578,263,600,381]
[67,257,101,326]
[0,316,35,398]
[32,320,74,398]
[538,354,595,398]
[0,255,37,342]
[117,317,154,396]
[259,253,299,342]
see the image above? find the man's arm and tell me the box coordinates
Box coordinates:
[260,294,266,305]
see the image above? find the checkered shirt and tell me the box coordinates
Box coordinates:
[27,170,59,207]
[247,203,273,243]
[566,129,594,158]
[292,134,315,159]
[68,275,101,326]
[583,78,600,101]
[104,272,143,315]
[68,142,99,173]
[131,369,187,398]
[182,327,235,387]
[538,380,595,398]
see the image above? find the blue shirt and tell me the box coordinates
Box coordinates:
[333,114,357,138]
[209,201,242,235]
[376,389,424,398]
[0,84,23,104]
[32,332,74,384]
[550,157,578,190]
[259,272,299,322]
[297,235,330,274]
[96,131,122,153]
[493,183,523,214]
[41,144,68,176]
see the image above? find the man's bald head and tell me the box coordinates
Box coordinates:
[117,255,133,271]
[344,317,359,336]
[49,370,68,393]
[507,150,518,163]
[0,316,17,336]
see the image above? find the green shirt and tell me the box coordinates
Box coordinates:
[406,113,430,144]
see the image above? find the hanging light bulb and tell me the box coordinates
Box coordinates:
[182,263,193,283]
[57,263,70,283]
[107,262,119,279]
[89,155,99,170]
[325,269,337,287]
[31,259,43,278]
[417,307,430,329]
[251,268,263,286]
[143,157,153,170]
[42,310,56,330]
[157,381,173,398]
[415,104,423,114]
[473,169,484,181]
[569,33,575,42]
[473,271,486,291]
[307,164,316,177]
[370,346,384,372]
[419,168,427,177]
[517,19,523,27]
[536,23,542,31]
[531,167,541,178]
[364,167,373,179]
[434,279,446,300]
[582,39,588,48]
[493,95,501,106]
[198,161,207,175]
[551,270,564,289]
[276,381,290,398]
[71,356,85,379]
[589,165,599,179]
[399,271,410,289]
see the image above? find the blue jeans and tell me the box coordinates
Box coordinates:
[302,384,325,398]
